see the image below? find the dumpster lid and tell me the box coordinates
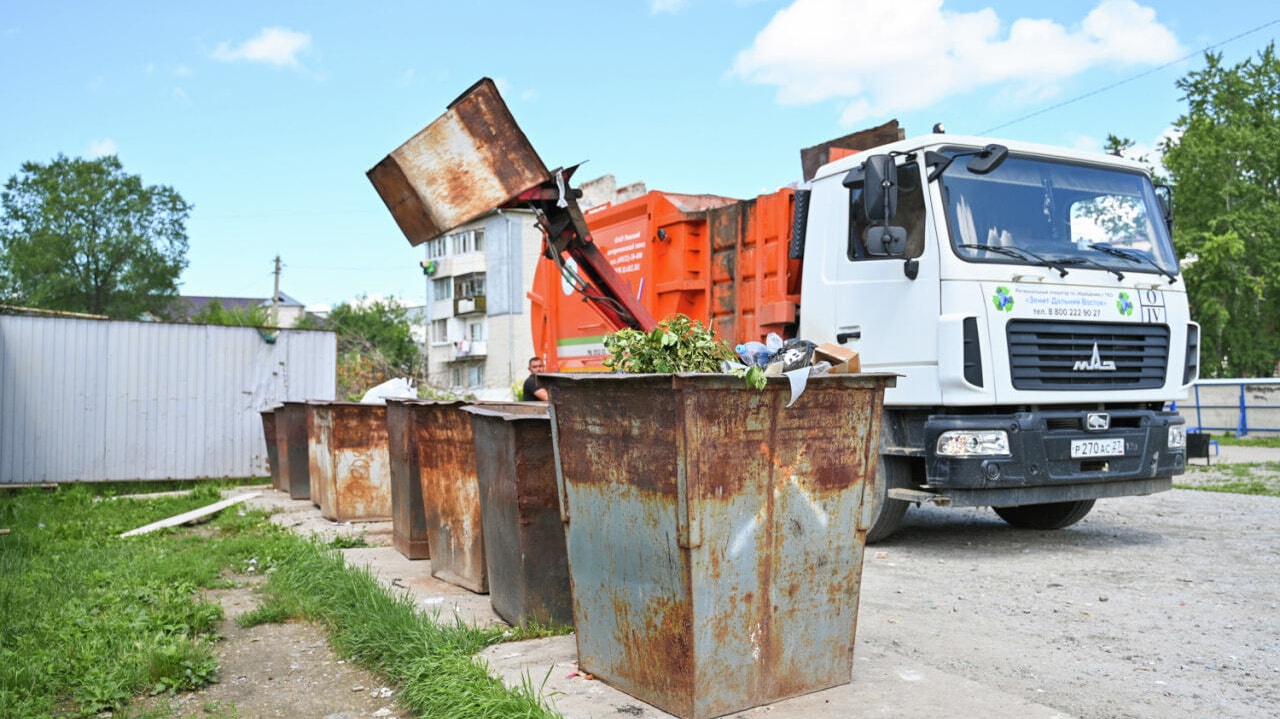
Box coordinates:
[461,402,550,421]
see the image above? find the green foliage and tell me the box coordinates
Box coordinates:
[603,314,735,374]
[1161,45,1280,377]
[0,154,190,319]
[190,299,270,327]
[309,296,421,399]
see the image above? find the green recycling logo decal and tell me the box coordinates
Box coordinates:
[992,286,1014,312]
[1116,292,1134,316]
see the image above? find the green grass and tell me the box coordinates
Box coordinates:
[0,483,290,717]
[1175,461,1280,497]
[0,481,566,719]
[248,542,563,719]
[1213,434,1280,448]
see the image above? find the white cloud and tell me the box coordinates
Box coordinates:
[521,88,539,101]
[733,0,1181,125]
[173,64,193,77]
[652,0,689,13]
[213,27,311,68]
[397,68,415,88]
[89,138,117,157]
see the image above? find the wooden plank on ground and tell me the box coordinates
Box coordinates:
[119,493,260,538]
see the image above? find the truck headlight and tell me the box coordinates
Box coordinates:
[936,430,1010,457]
[1168,425,1186,449]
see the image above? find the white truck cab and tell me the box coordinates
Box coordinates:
[800,135,1195,540]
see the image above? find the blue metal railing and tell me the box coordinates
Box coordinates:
[1172,378,1280,437]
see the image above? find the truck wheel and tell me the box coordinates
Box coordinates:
[866,456,911,543]
[992,499,1095,529]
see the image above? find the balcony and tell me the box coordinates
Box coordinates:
[454,295,486,315]
[449,339,487,361]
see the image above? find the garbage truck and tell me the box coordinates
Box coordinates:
[369,78,1194,541]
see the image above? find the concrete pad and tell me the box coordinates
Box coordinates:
[476,634,1072,719]
[339,546,504,628]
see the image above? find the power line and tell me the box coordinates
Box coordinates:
[982,17,1280,134]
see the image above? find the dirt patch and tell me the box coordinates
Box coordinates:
[136,575,410,718]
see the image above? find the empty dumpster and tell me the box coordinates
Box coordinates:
[260,408,281,490]
[307,402,392,522]
[276,401,311,500]
[387,398,429,559]
[541,372,894,719]
[463,401,571,627]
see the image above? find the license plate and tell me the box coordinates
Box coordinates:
[1071,437,1125,458]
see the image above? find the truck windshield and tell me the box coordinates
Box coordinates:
[940,154,1178,278]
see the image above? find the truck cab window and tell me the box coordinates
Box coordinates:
[847,162,926,261]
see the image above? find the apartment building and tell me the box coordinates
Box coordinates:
[422,208,543,400]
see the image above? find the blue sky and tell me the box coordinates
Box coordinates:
[2,1,1276,310]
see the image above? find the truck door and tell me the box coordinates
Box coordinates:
[801,160,941,404]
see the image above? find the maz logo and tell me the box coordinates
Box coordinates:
[1073,343,1116,372]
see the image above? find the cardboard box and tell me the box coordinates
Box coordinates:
[815,342,861,374]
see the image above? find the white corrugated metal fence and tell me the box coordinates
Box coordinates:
[0,315,336,484]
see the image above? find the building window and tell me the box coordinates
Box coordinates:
[432,277,452,301]
[454,272,485,298]
[431,319,449,344]
[425,236,447,259]
[467,321,485,341]
[450,229,484,255]
[450,364,483,388]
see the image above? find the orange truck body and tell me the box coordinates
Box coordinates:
[531,189,802,371]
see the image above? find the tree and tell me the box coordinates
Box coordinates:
[0,155,190,319]
[311,296,420,399]
[189,299,269,327]
[1161,45,1280,377]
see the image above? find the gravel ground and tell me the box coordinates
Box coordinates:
[861,459,1280,719]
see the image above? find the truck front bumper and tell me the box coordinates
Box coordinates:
[921,409,1184,507]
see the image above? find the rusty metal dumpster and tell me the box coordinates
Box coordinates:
[463,402,571,627]
[387,398,430,559]
[414,401,489,592]
[307,402,391,522]
[260,408,281,490]
[542,372,894,719]
[276,401,311,500]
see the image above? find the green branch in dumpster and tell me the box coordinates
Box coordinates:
[602,314,767,389]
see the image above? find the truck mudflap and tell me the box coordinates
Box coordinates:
[918,409,1184,507]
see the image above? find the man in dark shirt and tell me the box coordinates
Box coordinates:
[522,356,548,401]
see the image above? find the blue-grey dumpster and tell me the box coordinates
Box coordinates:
[541,372,893,719]
[463,402,571,627]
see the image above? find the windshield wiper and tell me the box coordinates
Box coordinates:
[1088,243,1178,284]
[958,243,1070,277]
[1054,257,1124,281]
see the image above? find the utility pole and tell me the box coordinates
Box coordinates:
[271,255,282,326]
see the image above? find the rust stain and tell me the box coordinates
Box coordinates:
[310,404,391,522]
[417,403,487,593]
[601,592,694,716]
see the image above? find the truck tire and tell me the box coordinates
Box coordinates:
[992,499,1096,530]
[866,456,911,543]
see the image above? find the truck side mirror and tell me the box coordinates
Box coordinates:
[862,155,898,222]
[1154,184,1174,234]
[966,144,1008,174]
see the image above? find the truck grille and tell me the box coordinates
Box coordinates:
[1007,320,1169,390]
